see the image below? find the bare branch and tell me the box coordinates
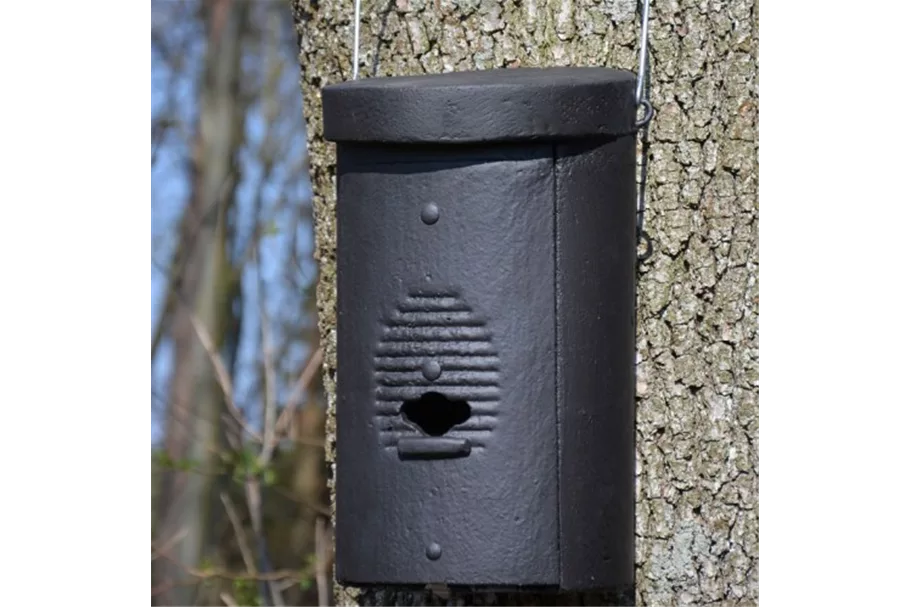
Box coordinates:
[157,554,307,582]
[273,347,324,445]
[219,492,257,575]
[240,214,281,607]
[184,304,263,442]
[220,592,239,607]
[282,435,327,449]
[154,543,311,586]
[244,25,288,601]
[256,244,279,465]
[244,477,286,607]
[315,517,330,607]
[269,484,331,517]
[221,412,242,451]
[151,527,188,561]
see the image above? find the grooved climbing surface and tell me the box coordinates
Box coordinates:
[374,290,500,450]
[289,0,758,604]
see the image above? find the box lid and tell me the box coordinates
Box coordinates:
[322,67,636,144]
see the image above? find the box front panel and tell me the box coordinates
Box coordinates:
[336,144,559,587]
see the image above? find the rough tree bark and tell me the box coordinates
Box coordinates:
[289,0,758,604]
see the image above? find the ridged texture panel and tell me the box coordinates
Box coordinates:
[374,289,499,449]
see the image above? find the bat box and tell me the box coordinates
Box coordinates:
[322,67,638,591]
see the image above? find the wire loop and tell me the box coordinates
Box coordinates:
[635,99,654,130]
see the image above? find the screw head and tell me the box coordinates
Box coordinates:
[421,203,440,225]
[426,542,442,560]
[422,360,442,381]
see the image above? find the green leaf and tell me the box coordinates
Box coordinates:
[176,457,196,472]
[153,450,174,469]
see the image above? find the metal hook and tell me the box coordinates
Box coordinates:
[635,99,654,130]
[634,0,653,132]
[637,228,653,263]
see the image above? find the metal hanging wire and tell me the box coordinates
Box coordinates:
[635,0,654,262]
[353,0,651,94]
[636,0,650,105]
[352,0,361,79]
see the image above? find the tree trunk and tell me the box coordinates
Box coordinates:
[153,0,247,603]
[290,0,758,604]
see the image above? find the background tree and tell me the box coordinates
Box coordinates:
[152,1,330,604]
[289,0,758,604]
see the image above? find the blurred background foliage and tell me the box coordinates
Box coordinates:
[151,1,330,604]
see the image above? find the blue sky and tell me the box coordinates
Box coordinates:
[151,15,315,445]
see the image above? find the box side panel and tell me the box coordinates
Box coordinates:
[335,144,559,587]
[555,137,637,589]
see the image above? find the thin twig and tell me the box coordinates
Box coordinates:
[220,492,257,575]
[243,476,286,607]
[273,347,323,443]
[151,527,187,561]
[281,435,326,449]
[314,517,330,607]
[157,549,308,582]
[256,244,279,466]
[268,483,331,517]
[183,566,304,582]
[185,306,263,442]
[221,412,241,451]
[225,50,286,607]
[220,592,239,607]
[275,580,295,592]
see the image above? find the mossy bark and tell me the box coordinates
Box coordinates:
[289,0,758,604]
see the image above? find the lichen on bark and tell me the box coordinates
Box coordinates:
[289,0,758,604]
